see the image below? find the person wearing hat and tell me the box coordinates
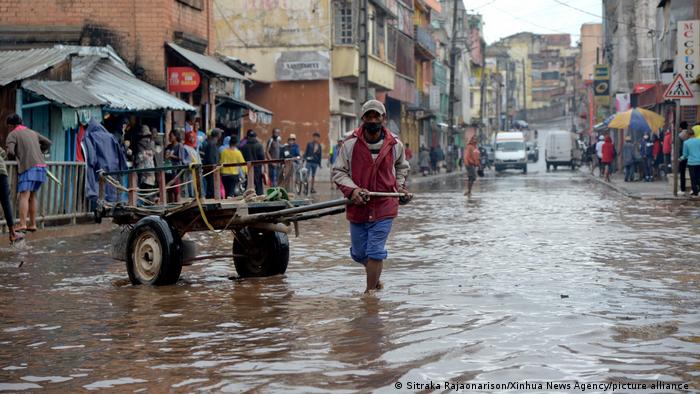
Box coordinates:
[134,125,156,193]
[240,129,265,195]
[280,133,301,186]
[304,132,323,193]
[595,134,605,177]
[622,134,635,182]
[331,99,411,294]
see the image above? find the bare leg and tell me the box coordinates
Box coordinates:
[310,176,316,192]
[18,191,30,229]
[28,192,37,229]
[364,258,383,293]
[467,179,474,196]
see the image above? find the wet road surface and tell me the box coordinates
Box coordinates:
[2,131,700,392]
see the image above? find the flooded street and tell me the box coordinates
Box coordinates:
[2,130,700,392]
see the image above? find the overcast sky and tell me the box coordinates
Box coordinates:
[467,0,603,45]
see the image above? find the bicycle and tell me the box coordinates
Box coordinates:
[294,160,309,196]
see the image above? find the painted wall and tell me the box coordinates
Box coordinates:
[244,80,330,152]
[214,0,331,82]
[580,23,603,81]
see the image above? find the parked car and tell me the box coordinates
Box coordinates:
[545,131,582,171]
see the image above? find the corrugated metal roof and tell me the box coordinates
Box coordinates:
[21,80,106,108]
[80,59,196,111]
[168,43,246,80]
[0,47,73,86]
[0,45,129,87]
[2,45,195,112]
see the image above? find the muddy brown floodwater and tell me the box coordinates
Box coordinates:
[1,170,700,392]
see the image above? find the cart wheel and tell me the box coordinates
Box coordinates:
[233,228,289,277]
[126,216,183,286]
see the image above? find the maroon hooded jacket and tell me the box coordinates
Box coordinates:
[331,126,410,223]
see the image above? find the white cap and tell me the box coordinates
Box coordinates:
[361,99,386,117]
[289,133,297,139]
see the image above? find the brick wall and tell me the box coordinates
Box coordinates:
[0,0,213,87]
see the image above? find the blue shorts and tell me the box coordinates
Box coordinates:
[17,166,47,193]
[306,162,319,176]
[349,218,393,265]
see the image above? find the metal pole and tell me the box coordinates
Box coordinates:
[521,58,527,121]
[673,101,680,196]
[358,0,369,102]
[447,0,459,138]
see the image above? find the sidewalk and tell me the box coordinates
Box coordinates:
[584,166,694,201]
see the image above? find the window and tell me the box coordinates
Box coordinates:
[387,26,397,65]
[334,1,354,45]
[372,11,386,58]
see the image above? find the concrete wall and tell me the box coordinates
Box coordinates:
[0,0,214,87]
[580,23,603,81]
[214,0,331,82]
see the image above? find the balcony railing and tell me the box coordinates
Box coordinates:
[414,25,436,58]
[638,58,659,83]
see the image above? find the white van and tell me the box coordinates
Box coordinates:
[545,131,582,171]
[494,131,527,174]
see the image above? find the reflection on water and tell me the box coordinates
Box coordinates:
[1,171,700,392]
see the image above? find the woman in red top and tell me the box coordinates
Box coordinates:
[663,130,672,168]
[601,135,615,182]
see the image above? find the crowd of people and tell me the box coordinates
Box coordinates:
[84,115,332,206]
[586,121,700,196]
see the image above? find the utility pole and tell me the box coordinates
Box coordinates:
[572,56,577,132]
[358,0,369,103]
[447,0,459,139]
[479,65,486,140]
[521,58,527,121]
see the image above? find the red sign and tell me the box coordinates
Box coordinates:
[167,67,200,93]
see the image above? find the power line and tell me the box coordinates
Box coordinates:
[470,0,498,11]
[550,0,658,33]
[214,0,249,47]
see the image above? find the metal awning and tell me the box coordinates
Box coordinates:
[78,59,196,112]
[21,80,106,108]
[0,47,73,86]
[167,43,246,80]
[216,95,273,115]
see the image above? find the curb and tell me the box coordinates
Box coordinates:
[584,173,692,201]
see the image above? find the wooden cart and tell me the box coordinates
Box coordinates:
[97,159,348,285]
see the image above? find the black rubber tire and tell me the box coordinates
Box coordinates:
[233,228,289,277]
[495,165,503,172]
[546,162,550,172]
[126,216,183,286]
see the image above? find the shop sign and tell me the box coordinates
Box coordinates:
[167,67,201,93]
[676,20,700,105]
